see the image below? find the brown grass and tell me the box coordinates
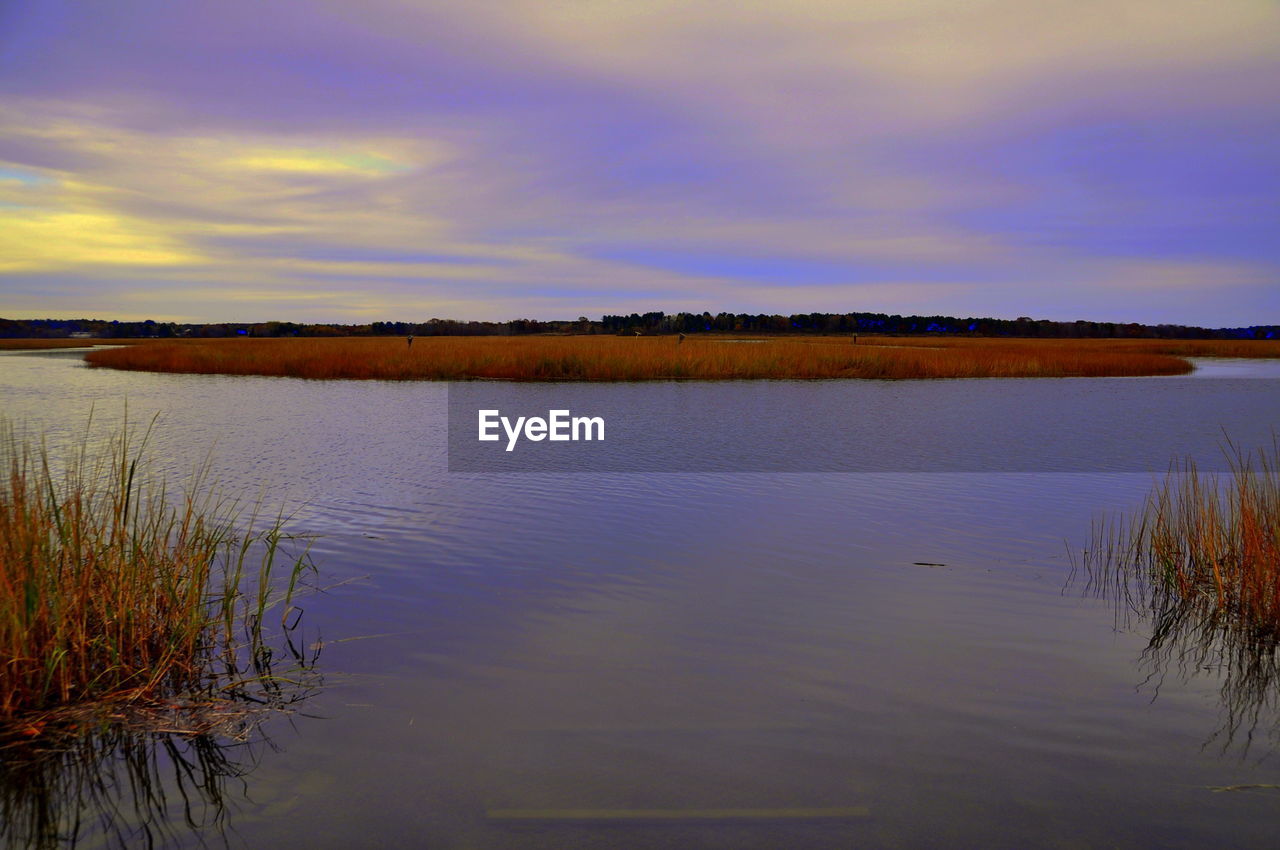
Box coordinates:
[1085,440,1280,636]
[1077,439,1280,751]
[83,336,1198,380]
[0,416,315,734]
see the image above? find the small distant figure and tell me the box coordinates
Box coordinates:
[852,333,858,345]
[407,334,414,348]
[634,331,642,338]
[678,332,686,344]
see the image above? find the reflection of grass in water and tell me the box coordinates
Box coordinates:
[1,708,290,849]
[1078,438,1280,751]
[1,413,318,732]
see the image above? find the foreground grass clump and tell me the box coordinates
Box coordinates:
[1083,440,1280,639]
[84,336,1195,380]
[1078,440,1280,749]
[0,417,314,733]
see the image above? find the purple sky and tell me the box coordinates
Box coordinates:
[1,0,1277,325]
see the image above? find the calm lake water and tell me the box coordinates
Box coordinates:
[3,349,1280,848]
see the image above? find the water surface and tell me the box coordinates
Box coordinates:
[2,351,1280,848]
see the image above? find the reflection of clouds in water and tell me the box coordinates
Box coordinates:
[1185,358,1280,379]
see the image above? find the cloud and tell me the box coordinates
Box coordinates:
[1076,258,1277,294]
[228,148,411,176]
[0,1,1276,324]
[0,208,201,271]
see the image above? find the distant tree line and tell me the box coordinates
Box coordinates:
[600,311,1278,339]
[1,312,1275,340]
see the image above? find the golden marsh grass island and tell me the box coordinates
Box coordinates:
[76,335,1224,380]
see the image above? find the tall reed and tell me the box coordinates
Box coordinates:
[0,415,315,731]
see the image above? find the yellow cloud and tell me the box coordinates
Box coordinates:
[122,287,367,303]
[0,209,200,270]
[229,148,408,176]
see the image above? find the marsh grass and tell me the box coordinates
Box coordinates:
[83,336,1196,380]
[1078,438,1280,750]
[0,414,317,738]
[859,336,1280,359]
[1082,439,1280,636]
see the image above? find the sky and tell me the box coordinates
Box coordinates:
[0,0,1277,326]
